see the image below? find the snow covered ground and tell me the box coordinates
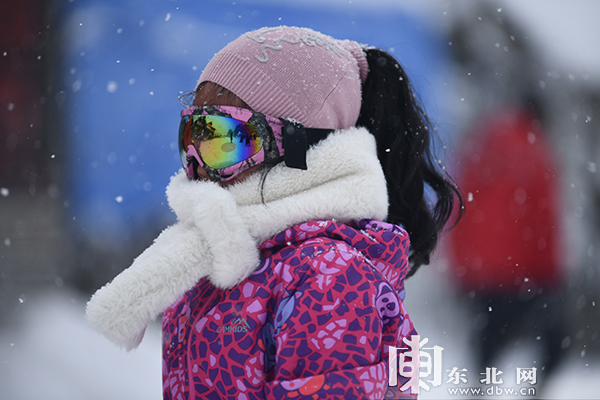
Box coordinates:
[0,288,162,400]
[1,271,598,399]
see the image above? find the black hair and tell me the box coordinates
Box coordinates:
[356,48,464,277]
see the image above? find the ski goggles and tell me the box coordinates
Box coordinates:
[179,105,334,181]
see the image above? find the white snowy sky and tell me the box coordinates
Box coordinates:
[248,0,600,76]
[496,0,600,75]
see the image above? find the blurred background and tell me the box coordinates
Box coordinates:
[1,0,599,398]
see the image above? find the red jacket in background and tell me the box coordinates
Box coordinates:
[447,108,564,296]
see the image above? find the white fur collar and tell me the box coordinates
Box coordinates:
[86,126,388,349]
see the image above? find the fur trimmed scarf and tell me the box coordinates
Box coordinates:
[86,126,388,350]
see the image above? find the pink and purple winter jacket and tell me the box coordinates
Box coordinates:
[162,219,416,400]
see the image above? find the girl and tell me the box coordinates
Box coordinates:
[87,26,462,399]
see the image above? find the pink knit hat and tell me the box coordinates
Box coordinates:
[197,26,368,130]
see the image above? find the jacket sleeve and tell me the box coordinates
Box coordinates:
[263,241,417,400]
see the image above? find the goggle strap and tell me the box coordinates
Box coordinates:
[282,121,334,170]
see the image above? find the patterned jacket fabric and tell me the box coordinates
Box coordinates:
[163,219,416,399]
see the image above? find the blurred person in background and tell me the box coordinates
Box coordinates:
[445,4,570,392]
[447,104,566,389]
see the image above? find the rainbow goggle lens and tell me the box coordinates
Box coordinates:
[179,105,334,181]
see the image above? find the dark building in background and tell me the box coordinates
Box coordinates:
[0,0,69,316]
[1,1,48,190]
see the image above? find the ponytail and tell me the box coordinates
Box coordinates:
[356,48,464,277]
